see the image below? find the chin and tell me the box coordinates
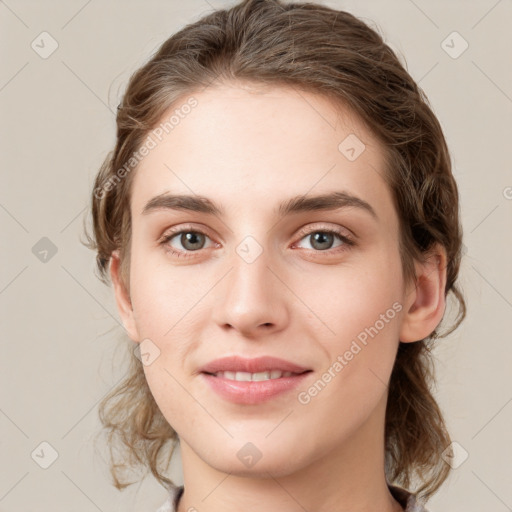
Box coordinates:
[200,437,309,478]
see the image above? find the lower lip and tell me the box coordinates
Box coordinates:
[200,372,312,405]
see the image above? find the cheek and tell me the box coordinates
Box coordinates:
[292,262,403,435]
[297,252,404,381]
[129,249,204,334]
[128,256,213,391]
[301,256,403,336]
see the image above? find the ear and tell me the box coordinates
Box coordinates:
[110,249,141,342]
[399,243,448,343]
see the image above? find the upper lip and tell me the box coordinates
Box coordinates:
[199,356,311,375]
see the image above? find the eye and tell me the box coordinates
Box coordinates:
[159,224,356,260]
[159,226,215,258]
[293,226,355,254]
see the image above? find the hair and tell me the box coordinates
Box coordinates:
[82,0,466,502]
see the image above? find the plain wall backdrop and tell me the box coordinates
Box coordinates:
[1,1,511,511]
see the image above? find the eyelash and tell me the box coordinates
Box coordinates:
[159,224,356,259]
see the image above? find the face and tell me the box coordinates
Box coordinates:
[115,82,418,477]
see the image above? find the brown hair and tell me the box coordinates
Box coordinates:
[83,0,466,501]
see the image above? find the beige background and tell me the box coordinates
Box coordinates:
[1,0,511,511]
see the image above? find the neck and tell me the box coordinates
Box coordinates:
[175,393,404,512]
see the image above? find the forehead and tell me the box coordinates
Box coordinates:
[130,82,394,222]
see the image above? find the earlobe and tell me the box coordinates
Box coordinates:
[399,245,447,343]
[110,250,140,342]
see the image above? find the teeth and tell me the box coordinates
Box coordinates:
[214,370,295,381]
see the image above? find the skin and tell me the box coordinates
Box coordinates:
[110,81,447,512]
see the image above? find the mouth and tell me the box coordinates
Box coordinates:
[198,355,313,404]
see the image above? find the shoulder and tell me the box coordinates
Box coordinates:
[155,485,184,512]
[388,484,431,512]
[155,498,173,512]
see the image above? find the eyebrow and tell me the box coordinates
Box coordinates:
[141,191,378,220]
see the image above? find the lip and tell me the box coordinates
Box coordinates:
[199,355,311,374]
[200,371,312,405]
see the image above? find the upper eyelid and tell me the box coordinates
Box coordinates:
[295,223,353,238]
[160,223,214,241]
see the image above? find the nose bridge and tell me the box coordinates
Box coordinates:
[212,231,286,333]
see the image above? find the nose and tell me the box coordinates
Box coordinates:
[211,245,289,338]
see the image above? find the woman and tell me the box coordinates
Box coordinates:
[84,1,466,511]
